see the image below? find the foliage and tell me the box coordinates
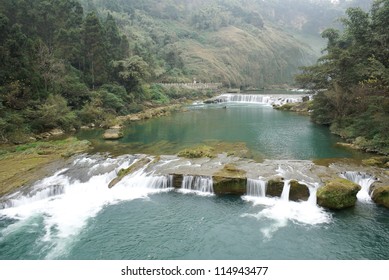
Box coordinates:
[296,0,389,154]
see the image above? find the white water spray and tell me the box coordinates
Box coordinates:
[180,175,214,195]
[0,155,173,259]
[217,94,305,106]
[340,171,376,202]
[242,178,331,239]
[246,178,267,197]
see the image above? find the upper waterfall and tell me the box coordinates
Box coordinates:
[212,93,309,106]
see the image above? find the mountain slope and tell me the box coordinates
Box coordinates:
[81,0,320,87]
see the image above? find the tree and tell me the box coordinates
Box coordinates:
[83,12,109,88]
[111,56,150,99]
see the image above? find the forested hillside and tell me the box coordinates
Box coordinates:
[0,0,373,143]
[296,0,389,154]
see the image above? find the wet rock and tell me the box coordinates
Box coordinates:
[316,178,361,210]
[213,176,247,195]
[212,164,247,194]
[266,177,284,197]
[108,157,151,188]
[289,180,310,201]
[171,174,184,188]
[371,186,389,208]
[49,128,64,136]
[103,128,123,140]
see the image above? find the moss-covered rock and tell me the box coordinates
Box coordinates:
[212,164,247,194]
[362,156,389,168]
[108,157,151,188]
[371,186,389,208]
[266,177,284,197]
[289,180,310,201]
[316,178,361,210]
[213,176,247,195]
[177,145,215,158]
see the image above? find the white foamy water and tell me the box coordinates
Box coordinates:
[0,155,173,259]
[243,179,331,239]
[178,175,214,196]
[217,94,306,106]
[340,171,376,203]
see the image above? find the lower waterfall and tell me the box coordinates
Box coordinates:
[340,171,376,202]
[180,175,214,195]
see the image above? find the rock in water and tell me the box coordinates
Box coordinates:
[212,164,247,195]
[317,178,361,209]
[289,180,310,201]
[266,177,284,197]
[108,157,151,188]
[371,186,389,208]
[103,128,123,140]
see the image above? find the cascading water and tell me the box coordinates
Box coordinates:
[246,178,267,197]
[340,171,376,202]
[242,177,331,239]
[280,180,291,201]
[217,94,305,106]
[180,175,214,195]
[0,155,173,259]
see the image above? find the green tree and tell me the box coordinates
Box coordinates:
[83,12,109,88]
[111,56,150,98]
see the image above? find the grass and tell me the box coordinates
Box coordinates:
[0,137,91,197]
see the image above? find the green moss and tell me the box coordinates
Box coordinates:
[0,137,90,196]
[362,156,389,168]
[372,186,389,208]
[317,178,361,210]
[213,176,247,195]
[177,145,215,158]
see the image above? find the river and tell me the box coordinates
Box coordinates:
[0,92,388,260]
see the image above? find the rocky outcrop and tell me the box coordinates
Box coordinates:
[266,177,284,197]
[212,164,247,195]
[289,180,310,201]
[103,127,123,140]
[316,178,361,210]
[118,105,180,123]
[213,176,247,195]
[108,157,151,188]
[371,186,389,208]
[171,174,184,188]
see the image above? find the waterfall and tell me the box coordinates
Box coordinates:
[280,180,291,201]
[340,171,376,202]
[0,155,175,259]
[217,94,304,106]
[246,178,267,197]
[181,175,214,194]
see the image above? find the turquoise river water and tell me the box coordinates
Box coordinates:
[0,95,388,260]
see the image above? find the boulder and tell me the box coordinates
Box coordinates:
[171,174,184,188]
[371,186,389,208]
[49,128,65,136]
[266,177,284,197]
[316,178,361,210]
[213,176,246,195]
[289,180,310,201]
[103,128,123,140]
[212,164,247,195]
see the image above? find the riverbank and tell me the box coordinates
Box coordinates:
[0,137,91,197]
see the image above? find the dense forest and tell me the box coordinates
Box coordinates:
[296,0,389,154]
[0,0,376,144]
